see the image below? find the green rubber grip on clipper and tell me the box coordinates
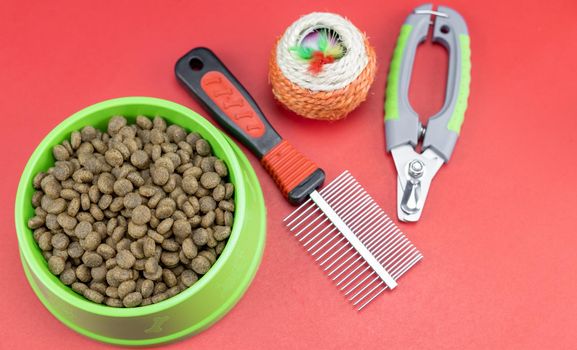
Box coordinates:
[384,4,471,162]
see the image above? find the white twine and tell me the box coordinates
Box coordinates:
[276,12,369,92]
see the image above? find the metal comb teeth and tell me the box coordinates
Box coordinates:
[283,171,423,310]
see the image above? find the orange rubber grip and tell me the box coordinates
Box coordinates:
[261,140,319,198]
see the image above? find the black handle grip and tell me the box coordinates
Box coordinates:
[175,47,282,158]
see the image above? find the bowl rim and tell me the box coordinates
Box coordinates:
[15,96,250,317]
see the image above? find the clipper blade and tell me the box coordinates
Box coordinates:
[284,171,422,310]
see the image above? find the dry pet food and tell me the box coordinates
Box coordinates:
[27,115,235,307]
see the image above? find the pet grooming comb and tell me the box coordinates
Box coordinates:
[175,48,421,310]
[284,171,422,310]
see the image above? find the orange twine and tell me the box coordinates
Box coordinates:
[269,38,377,121]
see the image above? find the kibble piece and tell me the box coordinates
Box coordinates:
[68,241,85,259]
[134,258,146,271]
[192,228,209,246]
[195,139,211,156]
[123,192,142,209]
[77,142,95,155]
[98,194,113,210]
[48,256,66,275]
[147,230,164,244]
[190,255,211,275]
[70,131,82,149]
[142,237,156,258]
[224,183,234,199]
[161,239,179,252]
[107,266,133,287]
[184,166,202,180]
[136,115,153,129]
[96,243,116,260]
[185,132,200,146]
[199,196,216,214]
[166,286,180,297]
[44,199,67,217]
[156,198,176,219]
[51,233,70,250]
[106,298,123,308]
[72,282,88,294]
[53,162,73,181]
[91,265,108,282]
[72,168,94,184]
[200,172,220,189]
[224,211,234,226]
[76,264,92,282]
[143,265,163,281]
[116,238,131,251]
[90,204,105,221]
[84,289,104,304]
[41,175,62,199]
[113,178,133,197]
[199,249,217,264]
[130,240,145,259]
[182,238,197,259]
[130,150,150,169]
[67,197,80,217]
[201,211,216,228]
[108,116,127,135]
[28,216,44,229]
[74,221,92,239]
[180,269,198,287]
[216,241,226,255]
[131,205,151,225]
[150,129,165,145]
[151,292,168,304]
[82,251,103,268]
[52,144,70,161]
[151,165,170,186]
[155,157,175,175]
[166,125,187,143]
[160,252,180,267]
[144,257,159,275]
[141,279,154,298]
[127,172,144,187]
[41,196,66,215]
[118,280,137,299]
[156,218,173,235]
[109,197,125,212]
[200,157,215,172]
[80,126,98,141]
[90,281,108,295]
[97,172,115,194]
[127,221,147,239]
[81,231,101,251]
[116,250,136,269]
[52,248,68,259]
[214,159,228,177]
[104,258,116,270]
[205,228,218,248]
[162,269,178,287]
[44,214,60,231]
[219,200,235,212]
[213,226,232,241]
[173,219,191,241]
[56,213,76,230]
[213,185,226,202]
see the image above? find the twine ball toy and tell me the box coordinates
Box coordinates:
[269,12,377,121]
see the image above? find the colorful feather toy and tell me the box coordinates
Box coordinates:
[290,29,346,74]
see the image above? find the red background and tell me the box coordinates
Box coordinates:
[1,0,577,349]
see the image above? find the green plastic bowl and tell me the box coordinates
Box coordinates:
[14,97,266,346]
